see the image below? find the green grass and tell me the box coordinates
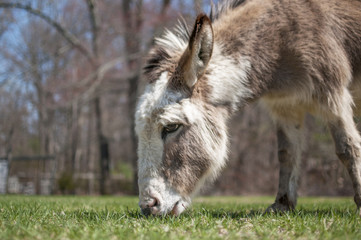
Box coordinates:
[0,195,360,239]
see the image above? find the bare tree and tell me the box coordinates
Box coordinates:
[0,1,118,194]
[194,0,203,14]
[121,0,143,194]
[85,0,111,195]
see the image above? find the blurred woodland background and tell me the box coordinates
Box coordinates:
[0,0,359,196]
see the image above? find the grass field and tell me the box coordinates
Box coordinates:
[0,195,360,239]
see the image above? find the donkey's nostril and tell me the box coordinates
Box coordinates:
[140,197,160,216]
[141,207,151,216]
[147,197,158,208]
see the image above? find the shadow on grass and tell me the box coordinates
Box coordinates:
[65,207,358,222]
[115,208,263,220]
[294,207,359,217]
[126,206,358,218]
[190,207,359,219]
[124,208,266,220]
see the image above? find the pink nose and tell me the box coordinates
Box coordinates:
[140,198,159,216]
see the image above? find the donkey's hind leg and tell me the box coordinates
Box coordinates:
[265,110,305,213]
[327,91,361,216]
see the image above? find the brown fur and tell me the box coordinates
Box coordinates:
[162,99,229,196]
[211,0,361,99]
[139,0,361,215]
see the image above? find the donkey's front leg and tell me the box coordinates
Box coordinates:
[266,119,304,213]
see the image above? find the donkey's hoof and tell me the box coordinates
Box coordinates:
[264,202,292,214]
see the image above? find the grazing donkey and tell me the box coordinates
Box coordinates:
[135,0,361,216]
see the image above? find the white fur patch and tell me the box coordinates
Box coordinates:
[156,29,187,53]
[135,71,184,174]
[136,71,191,215]
[207,43,252,109]
[138,176,190,216]
[136,72,182,132]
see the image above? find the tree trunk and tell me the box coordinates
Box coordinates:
[5,124,14,194]
[194,0,203,14]
[128,74,140,195]
[122,0,144,195]
[152,0,171,39]
[94,97,109,195]
[86,0,110,195]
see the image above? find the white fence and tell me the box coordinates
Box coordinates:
[0,160,8,194]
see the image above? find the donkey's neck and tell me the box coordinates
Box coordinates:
[205,1,281,111]
[206,42,254,111]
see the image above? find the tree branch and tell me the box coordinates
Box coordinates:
[47,53,141,109]
[85,0,98,57]
[0,2,95,65]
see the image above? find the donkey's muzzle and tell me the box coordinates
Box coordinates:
[139,197,159,216]
[141,207,152,216]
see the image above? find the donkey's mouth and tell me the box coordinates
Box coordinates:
[170,200,187,216]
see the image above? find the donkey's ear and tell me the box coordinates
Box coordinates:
[179,13,214,88]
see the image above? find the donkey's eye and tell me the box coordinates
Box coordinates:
[162,124,181,140]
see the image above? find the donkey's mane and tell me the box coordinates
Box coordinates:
[210,0,246,21]
[143,20,189,83]
[143,0,247,83]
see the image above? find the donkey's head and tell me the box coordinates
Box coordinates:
[135,14,229,216]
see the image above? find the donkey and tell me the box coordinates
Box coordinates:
[135,0,361,216]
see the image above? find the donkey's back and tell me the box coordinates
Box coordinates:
[233,0,361,119]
